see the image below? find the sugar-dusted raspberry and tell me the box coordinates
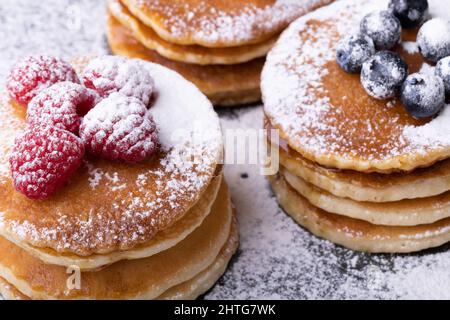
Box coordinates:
[6,55,80,107]
[9,125,85,200]
[82,56,155,106]
[80,93,158,164]
[27,82,99,135]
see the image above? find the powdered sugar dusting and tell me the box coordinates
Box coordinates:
[263,0,386,158]
[130,0,332,46]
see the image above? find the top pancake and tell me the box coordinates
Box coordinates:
[262,0,450,173]
[0,60,223,256]
[121,0,334,48]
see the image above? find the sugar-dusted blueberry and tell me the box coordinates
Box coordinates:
[401,73,445,119]
[388,0,429,29]
[436,56,450,96]
[361,51,408,99]
[336,34,376,73]
[360,11,402,50]
[417,18,450,62]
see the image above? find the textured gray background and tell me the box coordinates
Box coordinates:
[0,0,449,300]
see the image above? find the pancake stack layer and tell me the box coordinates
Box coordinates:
[0,60,237,299]
[106,0,334,106]
[262,0,450,253]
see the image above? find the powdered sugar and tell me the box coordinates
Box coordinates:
[80,92,158,163]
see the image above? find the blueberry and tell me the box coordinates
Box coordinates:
[401,73,445,119]
[436,56,450,96]
[361,51,408,100]
[336,34,376,73]
[388,0,429,29]
[360,11,402,50]
[417,18,450,62]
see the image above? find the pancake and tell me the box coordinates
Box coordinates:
[158,215,238,300]
[0,180,233,299]
[270,136,450,202]
[0,277,27,300]
[0,60,223,256]
[108,0,278,65]
[107,14,263,106]
[121,0,333,48]
[282,168,450,227]
[3,174,222,271]
[0,213,239,300]
[262,0,450,173]
[269,175,450,253]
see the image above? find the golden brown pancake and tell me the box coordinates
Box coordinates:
[262,0,450,173]
[266,120,450,202]
[107,14,263,106]
[121,0,334,48]
[0,208,238,300]
[0,60,223,256]
[0,181,234,299]
[269,175,450,253]
[282,168,450,227]
[109,0,278,65]
[4,174,223,271]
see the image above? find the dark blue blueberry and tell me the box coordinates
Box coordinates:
[417,18,450,62]
[436,56,450,97]
[361,51,408,100]
[360,11,402,50]
[388,0,429,29]
[401,73,445,119]
[336,34,376,73]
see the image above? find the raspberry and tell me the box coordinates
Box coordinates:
[80,93,158,164]
[82,56,155,106]
[6,55,80,107]
[9,125,85,200]
[27,82,99,135]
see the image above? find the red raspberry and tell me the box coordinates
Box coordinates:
[82,56,155,106]
[9,125,85,200]
[6,55,80,107]
[80,93,158,164]
[27,82,99,134]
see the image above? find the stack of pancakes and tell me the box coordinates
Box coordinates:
[263,0,450,253]
[106,0,333,106]
[0,60,237,299]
